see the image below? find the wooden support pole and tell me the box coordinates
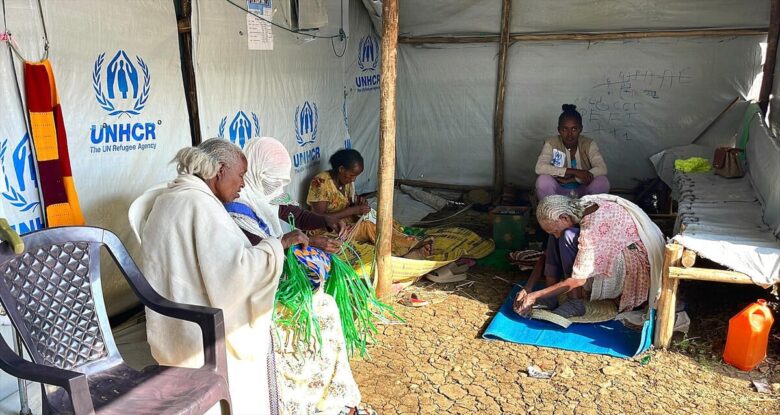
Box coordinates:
[492,0,512,203]
[375,0,399,300]
[655,243,684,349]
[176,0,202,145]
[681,249,697,268]
[399,28,768,45]
[759,0,780,114]
[669,267,755,284]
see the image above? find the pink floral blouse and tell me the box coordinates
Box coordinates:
[572,201,651,311]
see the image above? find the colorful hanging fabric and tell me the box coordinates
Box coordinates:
[23,60,84,227]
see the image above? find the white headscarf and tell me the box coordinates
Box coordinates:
[231,137,292,238]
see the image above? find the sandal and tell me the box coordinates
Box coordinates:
[426,263,468,283]
[398,292,429,307]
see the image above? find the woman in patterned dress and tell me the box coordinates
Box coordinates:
[307,149,432,258]
[514,194,663,318]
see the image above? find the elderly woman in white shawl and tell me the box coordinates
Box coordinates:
[514,194,664,319]
[226,137,366,415]
[128,138,308,415]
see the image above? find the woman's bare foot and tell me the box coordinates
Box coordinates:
[403,238,434,259]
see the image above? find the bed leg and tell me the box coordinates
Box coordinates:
[655,243,684,349]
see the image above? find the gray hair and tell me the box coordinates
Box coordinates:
[173,138,244,180]
[536,195,594,225]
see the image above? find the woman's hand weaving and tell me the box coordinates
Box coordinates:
[513,289,537,317]
[282,230,309,249]
[310,236,342,254]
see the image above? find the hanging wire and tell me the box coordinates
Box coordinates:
[329,0,347,57]
[330,28,347,57]
[36,0,49,60]
[0,0,48,62]
[1,0,30,127]
[224,0,341,39]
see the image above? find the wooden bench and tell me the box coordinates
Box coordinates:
[654,107,780,348]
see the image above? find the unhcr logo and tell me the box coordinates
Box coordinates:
[0,135,43,234]
[92,50,150,117]
[295,101,318,147]
[292,101,321,172]
[218,111,261,149]
[357,35,379,72]
[90,50,158,153]
[356,35,380,92]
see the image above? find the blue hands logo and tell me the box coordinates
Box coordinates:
[218,111,261,149]
[295,101,318,147]
[93,50,151,117]
[357,35,379,72]
[0,134,41,214]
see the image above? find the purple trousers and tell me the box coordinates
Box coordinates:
[544,227,580,279]
[536,174,610,200]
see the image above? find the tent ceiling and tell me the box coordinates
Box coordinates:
[364,1,770,37]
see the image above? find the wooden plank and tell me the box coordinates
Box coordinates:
[399,28,768,45]
[375,0,399,300]
[655,244,683,349]
[395,179,492,191]
[492,0,512,203]
[759,0,780,114]
[669,266,755,284]
[681,249,697,268]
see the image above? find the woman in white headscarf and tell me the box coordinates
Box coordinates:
[226,137,367,415]
[227,137,345,252]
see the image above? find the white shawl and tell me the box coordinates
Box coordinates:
[230,137,292,239]
[128,174,284,413]
[581,194,666,310]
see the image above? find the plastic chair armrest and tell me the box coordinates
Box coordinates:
[142,297,228,375]
[0,337,94,413]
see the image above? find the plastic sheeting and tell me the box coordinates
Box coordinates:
[0,0,192,314]
[192,0,381,200]
[770,31,780,138]
[746,114,780,237]
[397,37,764,188]
[368,0,771,37]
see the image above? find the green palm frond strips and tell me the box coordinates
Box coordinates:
[273,216,402,358]
[326,243,403,358]
[274,247,322,353]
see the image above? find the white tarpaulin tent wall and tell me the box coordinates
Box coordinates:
[771,27,780,137]
[0,0,192,315]
[192,0,382,201]
[387,0,770,189]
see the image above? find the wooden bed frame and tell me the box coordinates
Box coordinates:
[654,242,760,348]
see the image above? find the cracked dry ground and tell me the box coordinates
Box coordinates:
[349,268,780,414]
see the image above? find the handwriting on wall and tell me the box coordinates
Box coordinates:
[578,68,693,141]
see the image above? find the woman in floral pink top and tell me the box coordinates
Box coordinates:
[515,195,653,318]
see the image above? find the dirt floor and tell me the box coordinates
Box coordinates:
[350,268,780,414]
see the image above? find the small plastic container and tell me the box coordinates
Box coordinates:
[722,299,774,371]
[489,206,529,250]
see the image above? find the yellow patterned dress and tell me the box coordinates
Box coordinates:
[306,171,417,256]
